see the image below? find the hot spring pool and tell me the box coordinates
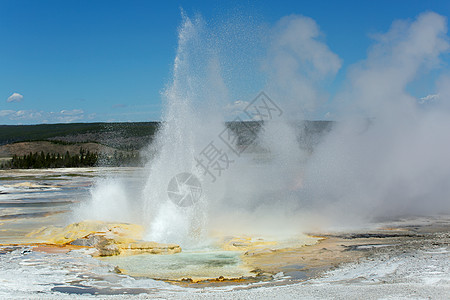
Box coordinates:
[99,249,254,280]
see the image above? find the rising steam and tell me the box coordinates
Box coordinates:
[302,12,450,226]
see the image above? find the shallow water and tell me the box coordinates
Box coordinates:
[100,250,252,280]
[2,169,96,243]
[0,167,145,244]
[0,168,185,296]
[0,245,176,296]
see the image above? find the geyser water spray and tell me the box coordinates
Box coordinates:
[141,14,211,248]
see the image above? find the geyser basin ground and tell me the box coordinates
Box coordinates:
[1,168,450,298]
[0,167,319,283]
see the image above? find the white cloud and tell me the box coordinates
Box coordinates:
[60,109,84,115]
[0,109,85,123]
[10,110,43,120]
[419,93,440,104]
[1,97,86,123]
[6,92,23,103]
[0,110,15,117]
[57,109,84,122]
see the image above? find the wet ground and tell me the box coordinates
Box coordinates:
[0,168,142,244]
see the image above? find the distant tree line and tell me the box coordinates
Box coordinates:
[0,122,159,146]
[1,148,142,169]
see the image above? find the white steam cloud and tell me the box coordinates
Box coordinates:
[210,11,450,233]
[303,12,450,226]
[265,15,341,118]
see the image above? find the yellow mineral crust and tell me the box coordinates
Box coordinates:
[220,235,319,256]
[217,234,321,277]
[27,220,181,256]
[221,236,278,254]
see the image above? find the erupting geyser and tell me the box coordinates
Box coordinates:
[141,14,209,248]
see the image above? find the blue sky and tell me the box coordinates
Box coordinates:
[1,0,449,124]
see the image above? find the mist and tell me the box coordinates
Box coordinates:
[207,11,450,234]
[301,12,450,226]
